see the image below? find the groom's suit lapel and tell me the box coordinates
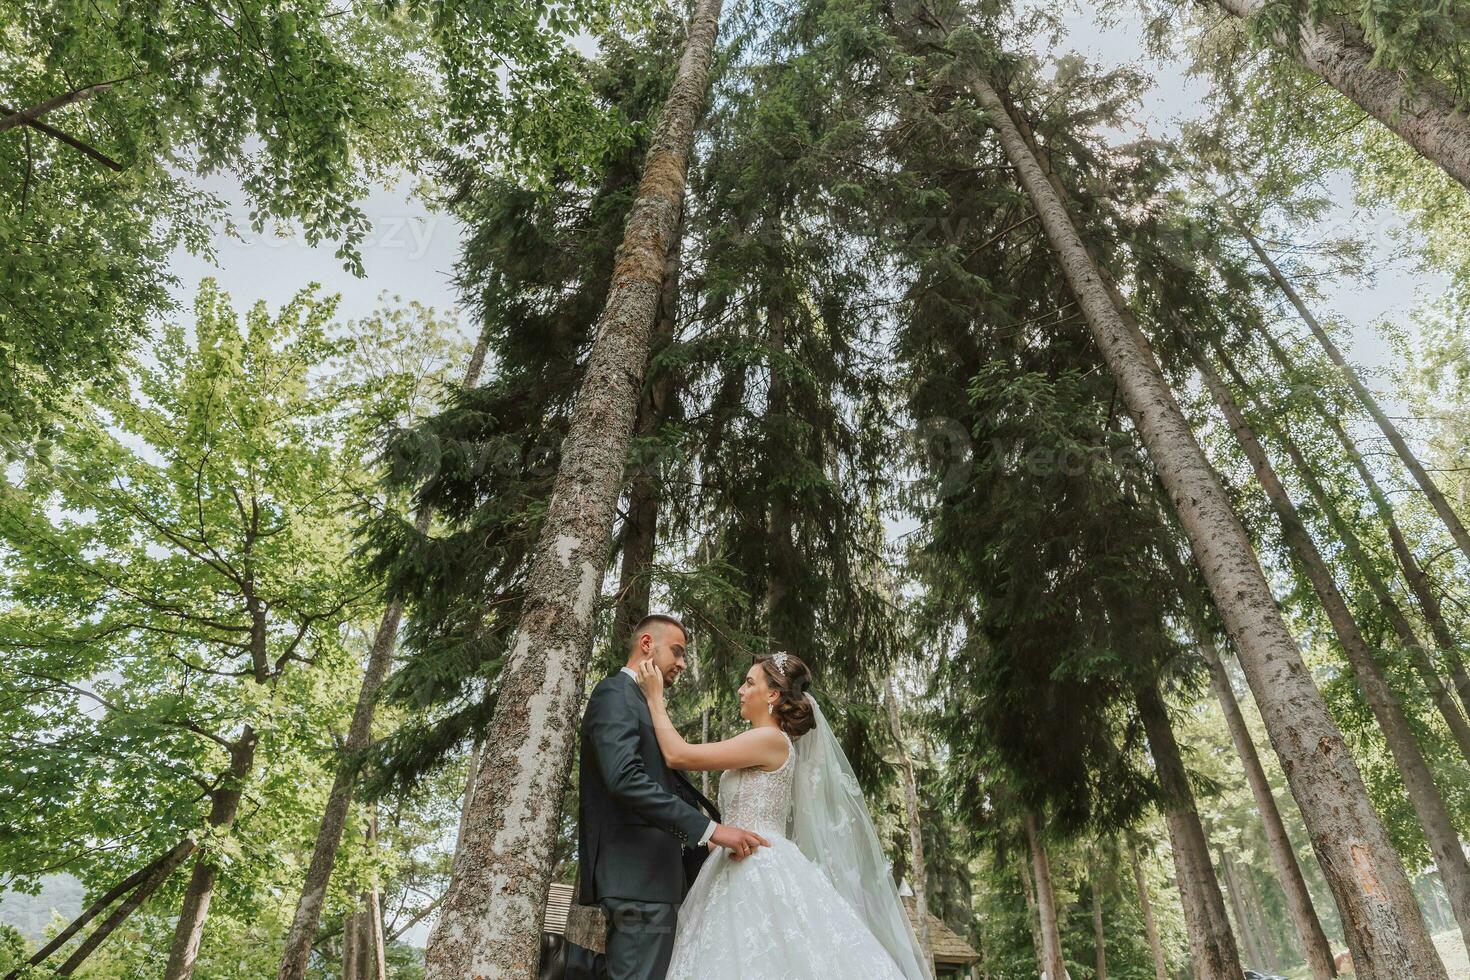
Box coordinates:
[613,672,717,812]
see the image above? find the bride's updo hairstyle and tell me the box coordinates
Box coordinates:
[756,651,816,738]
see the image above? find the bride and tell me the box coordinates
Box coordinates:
[634,651,932,980]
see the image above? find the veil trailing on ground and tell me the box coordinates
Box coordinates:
[787,695,933,980]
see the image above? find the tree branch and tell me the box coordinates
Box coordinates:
[0,102,124,171]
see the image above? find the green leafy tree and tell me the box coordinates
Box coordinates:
[0,281,446,976]
[0,0,629,443]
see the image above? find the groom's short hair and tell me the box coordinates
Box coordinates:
[630,613,689,649]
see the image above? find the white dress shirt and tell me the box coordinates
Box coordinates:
[622,665,717,846]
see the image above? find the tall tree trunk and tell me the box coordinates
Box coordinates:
[1199,638,1339,979]
[1024,812,1067,980]
[1239,364,1470,767]
[343,909,361,980]
[1090,854,1107,980]
[1255,325,1470,720]
[1243,855,1286,973]
[163,727,259,980]
[952,64,1445,978]
[1129,842,1171,980]
[362,810,388,980]
[1190,333,1470,959]
[421,1,724,973]
[1020,853,1048,978]
[610,212,684,652]
[1218,844,1269,970]
[1212,0,1470,190]
[1242,226,1470,563]
[886,677,931,957]
[1136,682,1244,979]
[277,326,496,980]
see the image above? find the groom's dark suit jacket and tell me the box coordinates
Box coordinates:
[577,670,719,906]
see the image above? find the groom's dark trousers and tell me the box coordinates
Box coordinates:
[573,670,717,980]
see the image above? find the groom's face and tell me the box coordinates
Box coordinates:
[637,622,688,686]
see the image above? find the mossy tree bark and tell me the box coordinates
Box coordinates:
[421,1,725,974]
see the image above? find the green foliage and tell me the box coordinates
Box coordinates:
[0,282,461,972]
[0,0,633,443]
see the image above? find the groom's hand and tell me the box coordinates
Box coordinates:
[710,823,769,861]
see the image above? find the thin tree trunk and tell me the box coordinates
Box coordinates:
[343,908,361,980]
[364,810,388,980]
[422,1,724,973]
[276,326,496,980]
[765,296,794,646]
[453,738,483,857]
[47,841,198,977]
[1244,369,1470,767]
[1129,842,1170,980]
[1255,326,1470,721]
[610,211,684,652]
[163,728,259,980]
[953,64,1445,978]
[886,677,931,957]
[1243,855,1286,973]
[1243,226,1470,563]
[1199,638,1339,979]
[1024,812,1067,980]
[1136,682,1244,979]
[5,840,186,978]
[1090,855,1107,980]
[358,892,386,980]
[1190,332,1470,959]
[1219,845,1268,970]
[1020,853,1048,978]
[1212,0,1470,190]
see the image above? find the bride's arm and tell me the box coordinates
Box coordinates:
[636,662,788,772]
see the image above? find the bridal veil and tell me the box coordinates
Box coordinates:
[788,695,934,980]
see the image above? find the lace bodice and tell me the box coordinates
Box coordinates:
[716,730,795,839]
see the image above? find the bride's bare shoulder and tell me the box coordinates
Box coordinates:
[745,726,790,771]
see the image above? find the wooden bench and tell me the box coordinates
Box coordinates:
[544,882,606,954]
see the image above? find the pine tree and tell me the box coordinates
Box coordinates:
[1207,0,1470,190]
[946,51,1448,979]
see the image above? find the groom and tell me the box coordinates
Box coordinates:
[573,613,767,980]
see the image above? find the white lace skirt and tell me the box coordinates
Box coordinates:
[667,835,913,979]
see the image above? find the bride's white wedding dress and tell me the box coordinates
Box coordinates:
[666,728,924,979]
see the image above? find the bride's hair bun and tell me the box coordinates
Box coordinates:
[757,652,816,738]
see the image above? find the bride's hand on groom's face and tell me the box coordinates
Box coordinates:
[635,659,665,699]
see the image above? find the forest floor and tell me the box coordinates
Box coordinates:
[1282,930,1468,979]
